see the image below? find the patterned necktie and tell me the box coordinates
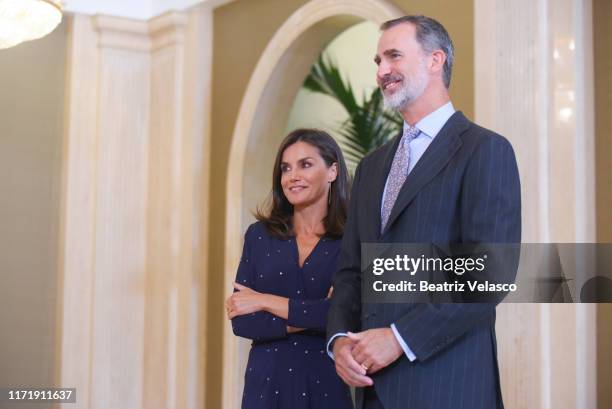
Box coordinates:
[381,125,420,232]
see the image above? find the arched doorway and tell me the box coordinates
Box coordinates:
[222,0,402,406]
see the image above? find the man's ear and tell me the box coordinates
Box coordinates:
[430,49,446,75]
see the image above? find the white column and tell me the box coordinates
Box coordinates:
[144,6,213,409]
[57,14,100,409]
[475,0,596,407]
[92,14,151,409]
[145,11,188,409]
[59,13,152,409]
[58,5,213,408]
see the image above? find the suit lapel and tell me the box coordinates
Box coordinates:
[381,112,469,236]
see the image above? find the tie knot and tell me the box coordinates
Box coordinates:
[404,125,420,141]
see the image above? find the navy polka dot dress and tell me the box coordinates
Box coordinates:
[232,222,353,409]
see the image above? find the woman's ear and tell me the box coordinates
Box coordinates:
[328,162,338,183]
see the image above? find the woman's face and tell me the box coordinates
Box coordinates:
[280,141,338,209]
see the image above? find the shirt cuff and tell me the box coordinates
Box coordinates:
[390,323,417,362]
[326,333,348,360]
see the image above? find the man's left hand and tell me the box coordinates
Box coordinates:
[347,328,403,374]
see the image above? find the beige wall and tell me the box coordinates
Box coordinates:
[0,21,67,408]
[595,0,612,241]
[209,1,473,407]
[594,0,612,407]
[599,305,612,408]
[392,0,474,119]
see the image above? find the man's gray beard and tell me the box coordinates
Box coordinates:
[382,83,414,111]
[382,70,428,111]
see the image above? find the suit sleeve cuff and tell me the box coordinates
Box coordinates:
[391,323,417,362]
[326,333,348,360]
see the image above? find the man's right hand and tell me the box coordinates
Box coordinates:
[332,336,374,387]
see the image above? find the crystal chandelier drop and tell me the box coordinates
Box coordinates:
[0,0,62,49]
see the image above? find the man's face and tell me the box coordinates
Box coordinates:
[375,23,429,111]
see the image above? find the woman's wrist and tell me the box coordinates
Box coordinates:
[258,294,271,312]
[258,293,290,319]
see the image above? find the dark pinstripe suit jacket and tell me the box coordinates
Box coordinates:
[327,111,521,409]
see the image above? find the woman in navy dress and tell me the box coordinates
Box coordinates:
[225,129,354,409]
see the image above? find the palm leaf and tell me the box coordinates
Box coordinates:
[303,54,359,114]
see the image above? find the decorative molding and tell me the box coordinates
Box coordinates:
[149,11,188,51]
[93,15,151,51]
[90,11,189,53]
[91,12,189,52]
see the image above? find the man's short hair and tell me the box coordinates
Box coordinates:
[381,15,454,89]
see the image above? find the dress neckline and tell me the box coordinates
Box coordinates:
[291,235,325,269]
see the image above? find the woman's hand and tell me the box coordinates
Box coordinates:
[226,282,267,319]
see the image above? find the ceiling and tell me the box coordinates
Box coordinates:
[63,0,233,20]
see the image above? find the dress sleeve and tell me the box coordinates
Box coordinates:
[231,224,288,342]
[287,298,330,330]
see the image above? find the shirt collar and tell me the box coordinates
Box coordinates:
[402,101,455,139]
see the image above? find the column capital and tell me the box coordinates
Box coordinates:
[149,11,189,51]
[92,15,151,52]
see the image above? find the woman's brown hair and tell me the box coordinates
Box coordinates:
[255,128,350,239]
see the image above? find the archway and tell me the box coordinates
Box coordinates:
[222,0,402,406]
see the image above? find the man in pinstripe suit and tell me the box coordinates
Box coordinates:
[326,15,521,409]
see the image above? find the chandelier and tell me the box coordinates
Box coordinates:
[0,0,62,49]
